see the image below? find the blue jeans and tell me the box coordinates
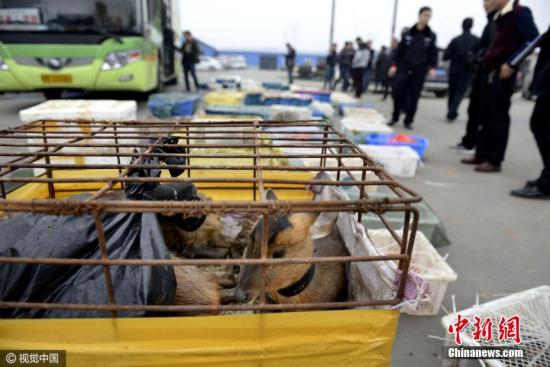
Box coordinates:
[324,66,335,89]
[334,65,351,91]
[183,63,199,91]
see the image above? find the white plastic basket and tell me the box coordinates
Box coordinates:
[441,286,550,367]
[359,145,421,178]
[368,229,457,315]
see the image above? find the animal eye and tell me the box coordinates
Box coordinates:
[272,249,286,259]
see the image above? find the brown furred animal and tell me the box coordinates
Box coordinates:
[231,189,348,305]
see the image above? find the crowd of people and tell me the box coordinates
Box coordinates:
[297,0,548,199]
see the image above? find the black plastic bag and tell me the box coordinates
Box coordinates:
[0,135,204,318]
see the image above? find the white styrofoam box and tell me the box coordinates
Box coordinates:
[311,100,335,118]
[267,105,313,120]
[441,286,550,367]
[190,116,256,145]
[330,91,357,105]
[342,107,387,123]
[369,229,457,316]
[19,100,137,122]
[359,145,420,178]
[341,117,394,144]
[20,100,137,177]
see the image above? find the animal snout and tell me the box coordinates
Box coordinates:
[233,288,250,303]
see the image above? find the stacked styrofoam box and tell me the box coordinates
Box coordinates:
[210,75,242,89]
[341,116,393,143]
[19,100,137,176]
[441,286,550,367]
[267,105,313,120]
[311,100,335,118]
[330,91,357,106]
[342,106,386,122]
[19,100,137,122]
[359,145,420,178]
[369,229,457,316]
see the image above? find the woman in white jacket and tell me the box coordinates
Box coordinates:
[351,38,370,98]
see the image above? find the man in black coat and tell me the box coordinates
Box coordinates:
[333,42,355,91]
[388,7,438,129]
[285,43,296,84]
[511,27,550,199]
[461,0,539,172]
[374,46,391,93]
[179,31,200,92]
[444,18,480,121]
[451,0,497,152]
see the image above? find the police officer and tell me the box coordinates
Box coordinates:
[388,6,438,129]
[444,18,480,121]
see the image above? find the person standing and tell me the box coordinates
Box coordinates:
[323,43,338,90]
[388,7,438,129]
[374,46,391,93]
[179,31,200,92]
[461,0,539,172]
[444,18,480,121]
[351,39,369,98]
[451,0,498,152]
[285,43,296,84]
[511,28,549,198]
[383,38,400,100]
[333,42,354,91]
[362,40,375,93]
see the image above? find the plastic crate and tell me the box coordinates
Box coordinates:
[366,133,429,159]
[295,90,331,103]
[243,93,263,105]
[359,145,420,178]
[148,93,200,118]
[342,117,394,144]
[351,191,451,248]
[262,81,289,90]
[204,105,270,119]
[369,229,457,315]
[441,286,550,367]
[263,92,312,106]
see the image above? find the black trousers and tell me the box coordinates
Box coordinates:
[475,70,516,166]
[352,67,366,98]
[391,68,426,125]
[530,92,550,193]
[447,69,473,120]
[183,63,199,92]
[461,70,484,149]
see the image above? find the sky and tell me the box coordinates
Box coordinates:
[178,0,550,54]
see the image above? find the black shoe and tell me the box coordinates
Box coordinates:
[404,124,413,130]
[510,182,550,199]
[387,119,399,127]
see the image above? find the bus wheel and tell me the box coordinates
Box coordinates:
[44,90,63,99]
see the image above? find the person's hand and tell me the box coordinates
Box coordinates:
[388,65,397,78]
[499,63,514,79]
[428,68,436,79]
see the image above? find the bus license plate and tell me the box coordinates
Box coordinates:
[41,74,73,83]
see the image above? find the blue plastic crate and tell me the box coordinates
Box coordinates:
[204,105,270,119]
[296,90,331,103]
[148,93,201,118]
[365,133,429,158]
[261,81,289,90]
[244,93,263,105]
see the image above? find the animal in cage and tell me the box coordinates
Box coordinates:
[159,193,257,262]
[230,189,348,305]
[171,255,236,315]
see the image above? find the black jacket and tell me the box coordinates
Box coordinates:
[326,50,338,67]
[394,24,438,71]
[179,40,200,64]
[531,28,549,95]
[285,48,296,67]
[444,31,480,72]
[375,51,391,80]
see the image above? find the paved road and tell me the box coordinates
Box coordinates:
[1,69,548,366]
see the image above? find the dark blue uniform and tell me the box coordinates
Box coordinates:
[390,24,438,127]
[444,30,480,120]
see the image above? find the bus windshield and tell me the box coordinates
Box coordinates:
[0,0,141,35]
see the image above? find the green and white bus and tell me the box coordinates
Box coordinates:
[0,0,179,98]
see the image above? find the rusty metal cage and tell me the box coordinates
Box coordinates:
[0,119,421,316]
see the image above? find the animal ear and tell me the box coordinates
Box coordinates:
[266,188,278,200]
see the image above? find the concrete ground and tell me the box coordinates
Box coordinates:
[1,69,548,366]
